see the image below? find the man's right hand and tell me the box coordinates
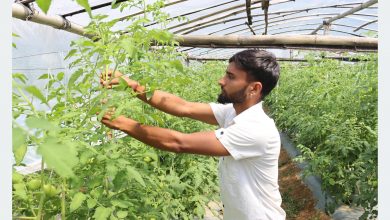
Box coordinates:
[100,70,139,91]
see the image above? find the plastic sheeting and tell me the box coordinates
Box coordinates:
[12,18,80,168]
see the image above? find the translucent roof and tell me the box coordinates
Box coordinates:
[12,0,378,58]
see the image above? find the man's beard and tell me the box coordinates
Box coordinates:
[217,87,247,104]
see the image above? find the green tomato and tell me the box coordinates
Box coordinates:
[43,184,58,197]
[27,179,41,191]
[143,156,152,163]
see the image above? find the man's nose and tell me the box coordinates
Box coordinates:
[218,77,224,86]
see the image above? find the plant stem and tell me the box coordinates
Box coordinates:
[15,216,36,220]
[36,160,46,220]
[61,179,66,220]
[15,84,38,116]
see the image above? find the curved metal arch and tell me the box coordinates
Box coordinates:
[182,9,376,35]
[166,0,292,31]
[216,13,337,35]
[268,28,363,37]
[206,17,330,36]
[177,9,303,34]
[172,1,377,34]
[222,20,377,37]
[144,0,241,27]
[221,12,375,36]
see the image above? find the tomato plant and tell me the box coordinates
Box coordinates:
[265,53,378,219]
[12,1,224,219]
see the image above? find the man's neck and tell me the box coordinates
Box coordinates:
[233,100,260,115]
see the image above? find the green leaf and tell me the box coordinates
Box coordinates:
[12,127,25,150]
[68,69,83,88]
[87,198,97,209]
[70,192,87,212]
[26,116,58,131]
[12,42,16,48]
[12,33,20,37]
[116,211,128,218]
[111,0,121,9]
[110,200,129,208]
[38,73,50,80]
[13,127,27,165]
[25,85,47,105]
[57,72,65,81]
[93,206,111,220]
[76,0,92,18]
[38,137,78,177]
[35,0,52,13]
[13,183,28,200]
[12,73,28,84]
[126,167,145,187]
[170,60,184,72]
[65,49,78,60]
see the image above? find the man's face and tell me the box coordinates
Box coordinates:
[217,62,250,104]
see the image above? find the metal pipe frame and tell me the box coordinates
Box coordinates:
[173,2,377,34]
[311,0,378,34]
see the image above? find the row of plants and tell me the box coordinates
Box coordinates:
[265,54,378,219]
[12,1,225,219]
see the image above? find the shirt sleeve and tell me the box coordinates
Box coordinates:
[214,123,270,160]
[209,103,232,127]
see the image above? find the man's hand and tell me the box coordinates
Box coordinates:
[100,108,126,130]
[100,69,139,90]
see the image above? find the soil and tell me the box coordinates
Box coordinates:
[278,147,331,220]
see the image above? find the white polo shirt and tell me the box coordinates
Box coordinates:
[210,102,286,220]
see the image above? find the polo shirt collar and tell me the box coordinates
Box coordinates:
[233,101,265,123]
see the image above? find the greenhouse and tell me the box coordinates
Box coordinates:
[11,0,378,219]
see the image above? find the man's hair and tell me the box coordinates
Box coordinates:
[229,49,280,98]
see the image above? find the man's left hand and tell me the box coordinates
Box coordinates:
[100,109,126,130]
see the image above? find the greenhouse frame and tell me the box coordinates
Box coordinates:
[10,0,380,219]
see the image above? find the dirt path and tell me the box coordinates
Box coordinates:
[279,148,331,220]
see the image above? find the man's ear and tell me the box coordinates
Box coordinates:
[251,82,262,95]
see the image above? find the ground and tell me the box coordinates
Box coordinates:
[278,147,331,220]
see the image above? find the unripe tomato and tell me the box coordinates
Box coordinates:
[27,179,41,191]
[143,156,152,163]
[43,184,58,197]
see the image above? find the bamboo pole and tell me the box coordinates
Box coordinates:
[311,0,378,34]
[12,3,377,52]
[174,35,378,51]
[12,3,91,38]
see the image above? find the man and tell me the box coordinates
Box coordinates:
[100,49,286,220]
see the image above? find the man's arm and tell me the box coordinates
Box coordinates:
[101,70,218,125]
[101,115,229,156]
